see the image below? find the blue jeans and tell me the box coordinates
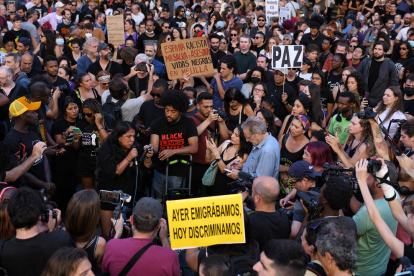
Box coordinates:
[152,170,185,195]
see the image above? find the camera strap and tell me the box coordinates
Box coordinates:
[118,243,152,276]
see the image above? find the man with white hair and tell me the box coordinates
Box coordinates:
[77,37,100,75]
[0,66,29,100]
[5,53,30,89]
[144,43,166,77]
[125,53,155,96]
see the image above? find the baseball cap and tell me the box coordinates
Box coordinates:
[98,42,109,53]
[346,14,356,20]
[256,5,264,11]
[18,37,31,47]
[257,13,266,19]
[133,197,163,222]
[274,68,288,75]
[288,160,319,179]
[55,2,65,8]
[216,21,225,29]
[9,97,41,117]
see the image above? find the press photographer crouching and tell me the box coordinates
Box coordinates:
[102,197,180,276]
[96,121,153,239]
[0,186,75,276]
[280,160,320,240]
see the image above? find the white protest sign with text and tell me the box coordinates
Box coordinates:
[266,0,279,17]
[272,45,303,69]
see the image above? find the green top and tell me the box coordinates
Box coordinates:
[353,193,400,276]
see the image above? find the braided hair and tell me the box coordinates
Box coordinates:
[82,98,106,146]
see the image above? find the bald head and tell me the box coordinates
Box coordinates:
[253,176,280,204]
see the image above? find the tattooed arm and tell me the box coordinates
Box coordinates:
[369,118,390,161]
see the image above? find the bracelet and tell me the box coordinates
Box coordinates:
[99,127,104,131]
[126,157,131,162]
[74,139,79,143]
[216,158,221,162]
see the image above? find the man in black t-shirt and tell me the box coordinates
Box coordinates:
[150,90,198,196]
[266,68,297,122]
[209,33,226,69]
[7,16,31,41]
[43,55,70,113]
[3,96,55,192]
[87,42,123,86]
[56,9,74,38]
[403,74,414,118]
[135,78,167,145]
[136,19,159,53]
[246,176,291,251]
[0,187,75,276]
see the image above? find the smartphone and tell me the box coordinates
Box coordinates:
[223,169,232,173]
[207,130,212,141]
[364,92,369,102]
[19,143,25,159]
[73,127,82,134]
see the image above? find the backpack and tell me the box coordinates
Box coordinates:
[230,255,258,276]
[102,96,126,125]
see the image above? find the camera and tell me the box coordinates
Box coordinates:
[99,190,131,205]
[367,159,382,174]
[296,190,323,221]
[214,108,228,121]
[140,145,152,162]
[40,208,57,223]
[397,257,414,275]
[135,61,148,72]
[357,107,378,120]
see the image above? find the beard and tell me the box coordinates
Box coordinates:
[148,54,155,63]
[103,53,113,60]
[373,53,384,60]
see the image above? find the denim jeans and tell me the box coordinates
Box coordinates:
[152,170,185,195]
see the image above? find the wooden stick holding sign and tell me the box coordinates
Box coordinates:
[161,37,215,80]
[166,194,245,249]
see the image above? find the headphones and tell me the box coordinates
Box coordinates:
[399,186,414,196]
[336,112,353,122]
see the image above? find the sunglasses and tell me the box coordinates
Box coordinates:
[231,34,237,36]
[255,36,261,39]
[150,92,162,98]
[102,82,109,86]
[349,45,355,48]
[257,19,265,22]
[71,4,76,6]
[83,113,93,118]
[220,42,227,44]
[401,47,408,50]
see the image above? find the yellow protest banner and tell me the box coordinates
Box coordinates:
[166,194,245,250]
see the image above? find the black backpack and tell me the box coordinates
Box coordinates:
[230,255,258,276]
[102,96,126,124]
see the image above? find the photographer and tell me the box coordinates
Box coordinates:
[285,160,320,240]
[246,176,291,251]
[0,187,74,276]
[352,159,399,276]
[101,78,152,122]
[102,197,180,276]
[97,121,153,239]
[126,54,155,97]
[190,92,229,196]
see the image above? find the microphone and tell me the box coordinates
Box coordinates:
[131,145,138,166]
[237,171,254,182]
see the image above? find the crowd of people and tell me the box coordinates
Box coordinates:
[1,0,414,275]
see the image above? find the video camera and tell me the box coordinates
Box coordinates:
[100,190,131,221]
[135,61,148,72]
[214,108,228,121]
[356,107,377,120]
[296,190,323,221]
[228,171,255,210]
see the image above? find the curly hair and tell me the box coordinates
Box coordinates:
[344,72,365,97]
[159,90,189,113]
[392,41,414,61]
[323,176,353,210]
[245,66,269,83]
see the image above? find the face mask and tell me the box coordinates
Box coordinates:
[85,33,93,39]
[200,21,207,27]
[409,41,414,48]
[251,77,260,84]
[56,38,64,45]
[405,87,414,97]
[298,36,302,41]
[1,33,4,37]
[300,91,308,97]
[65,18,71,23]
[146,30,154,34]
[189,99,194,106]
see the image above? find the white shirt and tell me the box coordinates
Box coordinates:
[396,27,409,41]
[131,12,145,28]
[101,90,145,122]
[378,108,406,139]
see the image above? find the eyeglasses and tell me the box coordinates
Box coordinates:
[150,92,162,98]
[283,38,291,41]
[290,178,303,185]
[257,19,265,22]
[253,88,264,92]
[220,42,227,44]
[254,36,261,39]
[102,82,109,86]
[83,112,93,118]
[244,133,257,139]
[231,34,237,36]
[312,77,321,80]
[401,47,408,50]
[0,75,10,81]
